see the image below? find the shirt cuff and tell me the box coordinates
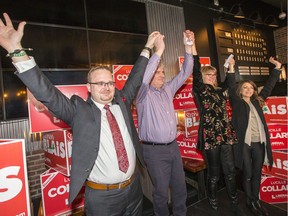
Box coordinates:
[140,50,150,59]
[12,57,36,73]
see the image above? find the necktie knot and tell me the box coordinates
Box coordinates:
[104,104,110,110]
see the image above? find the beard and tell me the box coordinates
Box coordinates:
[100,94,113,102]
[91,88,115,104]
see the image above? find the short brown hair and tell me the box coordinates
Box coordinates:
[87,66,112,82]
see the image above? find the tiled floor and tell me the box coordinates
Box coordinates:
[186,188,287,216]
[33,187,287,215]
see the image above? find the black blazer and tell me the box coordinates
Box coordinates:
[17,55,148,204]
[227,69,281,169]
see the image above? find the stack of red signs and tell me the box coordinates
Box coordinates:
[176,131,203,161]
[40,169,84,216]
[260,96,288,204]
[43,130,73,177]
[27,85,88,215]
[173,57,211,160]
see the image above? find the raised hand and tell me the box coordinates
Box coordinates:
[228,57,235,72]
[269,56,282,69]
[145,31,160,49]
[183,30,194,54]
[0,13,26,53]
[183,30,194,46]
[229,57,235,65]
[154,33,165,56]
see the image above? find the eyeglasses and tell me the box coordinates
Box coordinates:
[205,73,217,77]
[89,81,116,87]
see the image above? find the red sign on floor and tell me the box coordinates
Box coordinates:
[262,151,288,180]
[0,139,31,216]
[41,169,84,216]
[260,176,288,204]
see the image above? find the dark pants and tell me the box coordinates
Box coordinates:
[143,140,187,216]
[84,174,143,216]
[242,142,265,203]
[204,144,238,204]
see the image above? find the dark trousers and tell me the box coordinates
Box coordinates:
[242,142,265,203]
[143,140,187,216]
[84,174,143,216]
[205,144,236,179]
[204,144,237,204]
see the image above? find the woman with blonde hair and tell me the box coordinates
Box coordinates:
[227,57,282,216]
[192,42,243,215]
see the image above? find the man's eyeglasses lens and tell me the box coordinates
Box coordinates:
[89,81,115,87]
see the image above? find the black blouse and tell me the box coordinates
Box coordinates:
[193,55,237,150]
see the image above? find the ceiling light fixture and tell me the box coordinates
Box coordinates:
[214,0,219,7]
[279,0,287,20]
[249,11,263,24]
[264,15,279,27]
[229,4,245,19]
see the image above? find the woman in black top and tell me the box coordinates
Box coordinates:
[192,42,242,215]
[227,57,281,216]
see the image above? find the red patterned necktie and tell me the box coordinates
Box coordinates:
[104,104,129,173]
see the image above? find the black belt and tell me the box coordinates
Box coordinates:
[142,140,175,146]
[251,142,262,145]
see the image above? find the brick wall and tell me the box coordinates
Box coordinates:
[274,26,287,64]
[26,150,47,199]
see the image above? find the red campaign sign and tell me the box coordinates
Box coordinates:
[178,56,211,70]
[199,57,211,67]
[0,139,31,216]
[260,176,288,204]
[262,151,288,180]
[176,132,204,160]
[43,130,73,176]
[263,96,288,125]
[268,125,288,151]
[28,85,89,133]
[173,84,197,110]
[41,169,84,216]
[184,109,200,137]
[113,65,133,90]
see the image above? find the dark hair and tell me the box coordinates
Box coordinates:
[87,66,112,82]
[236,80,266,107]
